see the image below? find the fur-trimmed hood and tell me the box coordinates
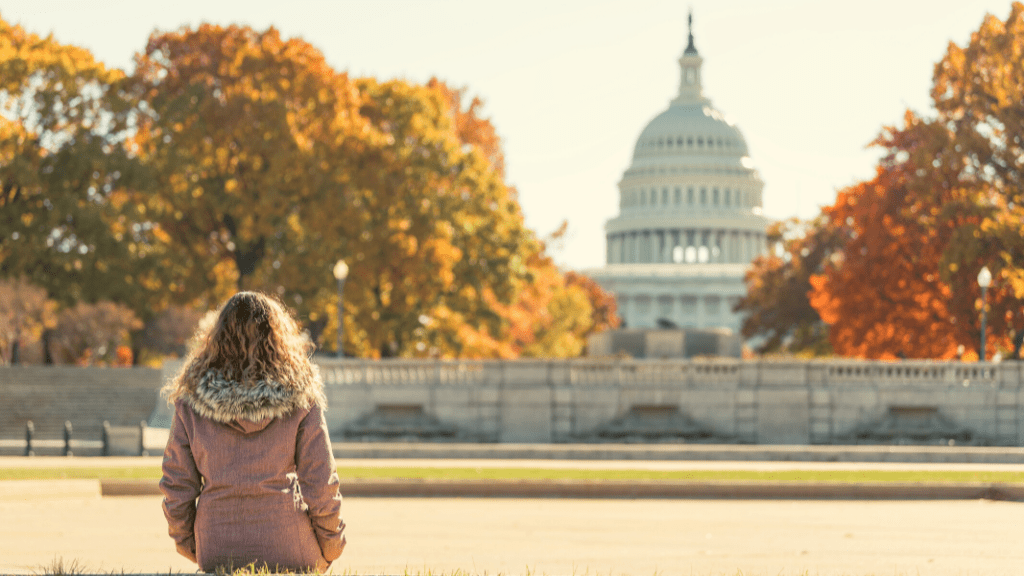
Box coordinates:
[184,370,324,431]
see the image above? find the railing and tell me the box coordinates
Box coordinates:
[0,420,152,456]
[314,358,1012,389]
[824,360,1001,387]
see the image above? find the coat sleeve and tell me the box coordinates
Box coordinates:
[295,404,346,562]
[159,401,202,563]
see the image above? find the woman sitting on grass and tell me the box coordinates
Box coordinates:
[160,291,346,572]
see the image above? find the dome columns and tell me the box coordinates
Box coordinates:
[605,228,766,265]
[614,290,745,332]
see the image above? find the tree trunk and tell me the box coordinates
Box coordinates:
[42,329,54,365]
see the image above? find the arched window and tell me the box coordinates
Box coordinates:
[724,189,731,206]
[640,189,646,206]
[672,246,684,263]
[697,246,710,263]
[700,188,707,205]
[661,188,669,205]
[685,246,697,263]
[674,187,682,204]
[712,188,719,206]
[697,137,704,148]
[687,187,694,205]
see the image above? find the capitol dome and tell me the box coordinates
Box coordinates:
[633,105,750,162]
[587,13,768,334]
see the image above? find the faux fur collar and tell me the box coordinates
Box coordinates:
[185,371,321,424]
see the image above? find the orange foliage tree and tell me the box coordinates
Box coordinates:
[807,3,1024,359]
[808,115,970,359]
[929,2,1024,354]
[484,228,619,359]
[735,217,841,355]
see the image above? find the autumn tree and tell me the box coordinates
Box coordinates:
[122,24,364,309]
[137,305,206,359]
[564,270,621,338]
[428,78,506,177]
[490,224,620,358]
[808,117,965,358]
[0,277,57,364]
[307,79,609,359]
[0,15,155,311]
[734,217,841,355]
[806,4,1024,359]
[928,2,1024,354]
[316,78,539,358]
[53,301,142,365]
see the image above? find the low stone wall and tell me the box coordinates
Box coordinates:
[3,359,1023,447]
[0,366,163,439]
[316,359,1024,446]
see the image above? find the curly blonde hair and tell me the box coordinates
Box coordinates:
[163,291,325,407]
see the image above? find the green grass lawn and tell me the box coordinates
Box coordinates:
[1,465,1023,484]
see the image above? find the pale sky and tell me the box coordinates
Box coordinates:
[0,0,1013,270]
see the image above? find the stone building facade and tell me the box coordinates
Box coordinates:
[587,16,768,332]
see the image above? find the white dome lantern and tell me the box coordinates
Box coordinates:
[587,12,769,334]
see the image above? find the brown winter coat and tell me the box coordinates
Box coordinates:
[160,372,346,572]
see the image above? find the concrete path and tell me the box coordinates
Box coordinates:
[0,491,1021,575]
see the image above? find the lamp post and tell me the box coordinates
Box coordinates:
[332,260,349,358]
[978,266,992,362]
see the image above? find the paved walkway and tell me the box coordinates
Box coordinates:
[2,458,1023,574]
[0,490,1021,575]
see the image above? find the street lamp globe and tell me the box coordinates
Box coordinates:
[978,266,992,362]
[333,260,349,358]
[333,260,349,281]
[977,266,992,289]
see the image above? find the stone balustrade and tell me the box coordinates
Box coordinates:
[307,358,1023,445]
[2,359,1020,447]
